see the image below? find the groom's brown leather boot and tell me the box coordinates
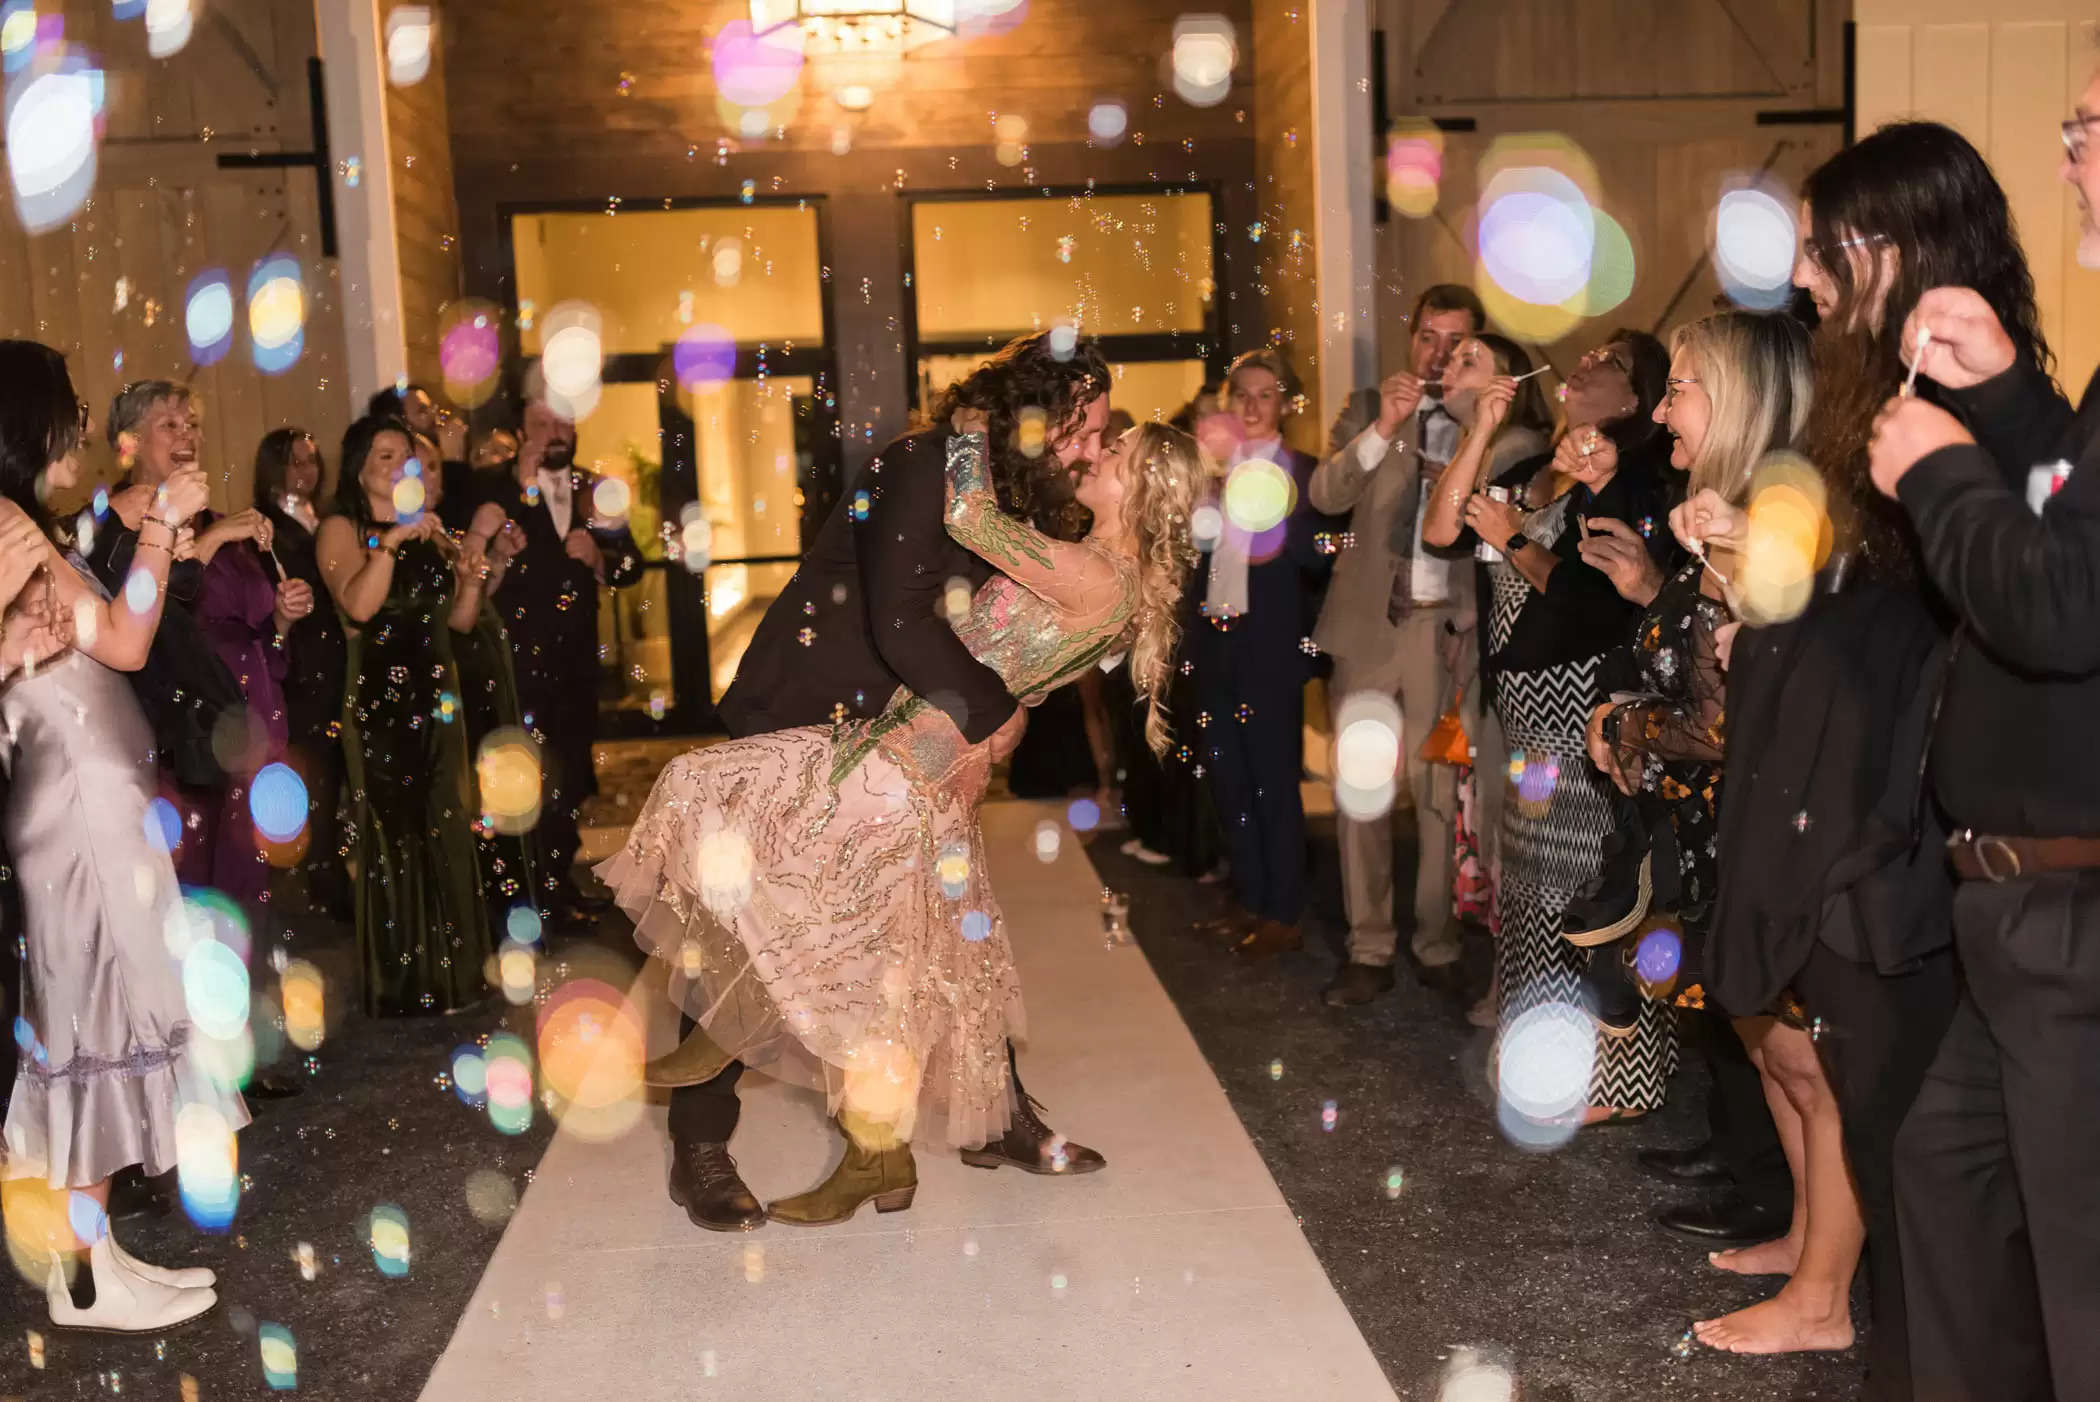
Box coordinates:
[668,1142,766,1232]
[960,1045,1106,1175]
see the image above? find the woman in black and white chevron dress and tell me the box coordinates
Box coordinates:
[1454,331,1678,1122]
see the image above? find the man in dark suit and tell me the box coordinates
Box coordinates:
[666,331,1115,1231]
[477,396,644,924]
[1190,349,1344,959]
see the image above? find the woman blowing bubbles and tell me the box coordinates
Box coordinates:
[0,340,246,1332]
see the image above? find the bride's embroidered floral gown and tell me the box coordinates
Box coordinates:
[599,433,1134,1147]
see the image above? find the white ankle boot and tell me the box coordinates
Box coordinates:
[106,1236,215,1290]
[45,1236,216,1332]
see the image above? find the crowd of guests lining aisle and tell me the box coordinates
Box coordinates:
[0,101,2096,1402]
[0,356,640,1330]
[1043,112,2100,1402]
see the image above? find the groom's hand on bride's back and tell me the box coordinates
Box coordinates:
[986,706,1028,762]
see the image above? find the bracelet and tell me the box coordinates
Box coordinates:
[134,539,172,555]
[140,514,175,533]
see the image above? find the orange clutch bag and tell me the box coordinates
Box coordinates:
[1419,690,1471,766]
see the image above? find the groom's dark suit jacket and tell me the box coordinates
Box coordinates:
[718,426,1018,744]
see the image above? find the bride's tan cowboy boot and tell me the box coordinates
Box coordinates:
[767,1116,917,1226]
[641,1025,737,1089]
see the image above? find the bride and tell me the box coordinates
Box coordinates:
[599,416,1205,1224]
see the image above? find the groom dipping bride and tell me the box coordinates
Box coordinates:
[598,329,1209,1230]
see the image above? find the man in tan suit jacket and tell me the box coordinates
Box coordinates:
[1309,285,1483,1006]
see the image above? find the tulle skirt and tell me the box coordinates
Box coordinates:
[597,720,1024,1149]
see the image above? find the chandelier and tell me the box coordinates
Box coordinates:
[748,1,959,56]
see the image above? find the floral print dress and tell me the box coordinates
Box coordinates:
[1604,559,1730,1002]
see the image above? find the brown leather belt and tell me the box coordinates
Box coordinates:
[1946,829,2100,882]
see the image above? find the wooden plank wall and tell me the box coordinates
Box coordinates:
[386,1,465,400]
[438,0,1263,472]
[1374,0,1847,378]
[0,0,348,512]
[1250,1,1327,455]
[1856,0,2100,394]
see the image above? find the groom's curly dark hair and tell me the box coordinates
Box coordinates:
[926,331,1112,543]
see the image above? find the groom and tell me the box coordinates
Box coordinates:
[666,330,1117,1231]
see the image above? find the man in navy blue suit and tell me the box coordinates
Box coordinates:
[1189,349,1343,958]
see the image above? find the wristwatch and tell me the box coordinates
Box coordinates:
[1504,530,1529,556]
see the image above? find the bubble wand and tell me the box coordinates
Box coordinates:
[1902,325,1932,398]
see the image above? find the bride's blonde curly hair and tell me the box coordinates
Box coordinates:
[1116,422,1209,757]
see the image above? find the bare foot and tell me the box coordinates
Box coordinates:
[1708,1236,1802,1278]
[1693,1291,1855,1355]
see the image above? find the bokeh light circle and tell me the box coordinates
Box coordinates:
[476,727,543,836]
[1087,100,1127,145]
[6,61,102,235]
[249,761,308,843]
[711,19,803,108]
[439,299,504,408]
[247,254,305,375]
[673,323,737,389]
[1221,459,1292,534]
[1713,184,1800,310]
[184,269,235,366]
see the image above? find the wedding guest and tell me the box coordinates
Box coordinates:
[255,428,351,918]
[95,385,279,900]
[1425,330,1677,1123]
[1697,123,2054,1385]
[1308,285,1488,1005]
[1190,349,1344,959]
[1862,104,2099,1401]
[318,415,504,1015]
[0,340,243,1331]
[469,396,643,925]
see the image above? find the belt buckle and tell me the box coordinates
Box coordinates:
[1954,828,2023,882]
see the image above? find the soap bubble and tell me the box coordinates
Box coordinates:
[367,1203,411,1277]
[475,727,543,836]
[144,0,192,59]
[1170,15,1236,108]
[247,254,305,374]
[673,323,737,389]
[1713,181,1799,311]
[6,59,103,234]
[1495,1001,1593,1153]
[249,761,308,843]
[258,1323,297,1389]
[175,1102,239,1230]
[184,268,235,367]
[439,299,503,408]
[1333,691,1402,821]
[1087,99,1127,145]
[384,6,432,87]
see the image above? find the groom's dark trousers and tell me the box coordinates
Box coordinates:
[669,426,1019,1148]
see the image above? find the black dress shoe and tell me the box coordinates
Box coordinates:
[668,1142,766,1231]
[1323,962,1396,1007]
[960,1087,1106,1175]
[1637,1141,1729,1186]
[1653,1190,1790,1245]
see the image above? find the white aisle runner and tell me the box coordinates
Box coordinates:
[420,802,1396,1401]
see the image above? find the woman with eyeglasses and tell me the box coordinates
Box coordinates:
[0,341,246,1331]
[1679,122,2061,1382]
[1423,328,1679,1124]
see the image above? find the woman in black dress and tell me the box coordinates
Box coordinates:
[255,428,350,917]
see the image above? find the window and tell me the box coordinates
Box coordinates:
[906,188,1220,425]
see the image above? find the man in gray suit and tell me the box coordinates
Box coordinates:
[1309,285,1484,1006]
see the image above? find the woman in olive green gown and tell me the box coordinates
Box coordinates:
[318,414,509,1015]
